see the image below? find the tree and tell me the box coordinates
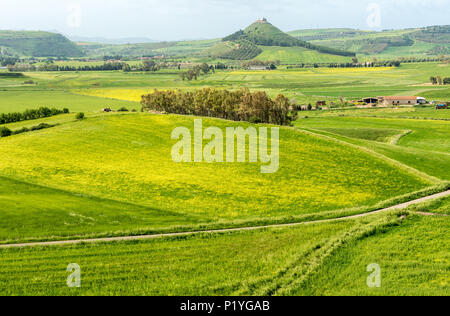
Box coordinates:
[430,76,437,85]
[200,63,210,75]
[437,76,442,85]
[122,63,131,72]
[76,112,85,120]
[0,127,12,137]
[143,60,157,71]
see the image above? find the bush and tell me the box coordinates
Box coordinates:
[0,127,12,137]
[117,107,129,112]
[76,112,85,120]
[63,108,70,114]
[0,107,68,125]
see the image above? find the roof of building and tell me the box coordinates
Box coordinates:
[381,96,417,100]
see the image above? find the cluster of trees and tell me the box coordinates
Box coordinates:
[179,63,214,81]
[141,88,297,126]
[0,107,69,125]
[303,43,356,57]
[0,123,56,138]
[396,56,449,63]
[430,76,450,85]
[287,60,401,69]
[0,57,19,66]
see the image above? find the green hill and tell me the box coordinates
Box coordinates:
[221,19,355,59]
[0,31,84,57]
[288,25,450,57]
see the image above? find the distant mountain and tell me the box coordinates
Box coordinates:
[68,36,158,45]
[0,30,84,57]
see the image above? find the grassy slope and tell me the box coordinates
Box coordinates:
[295,115,450,180]
[0,114,429,242]
[0,176,204,243]
[293,212,449,296]
[0,90,138,113]
[255,46,352,64]
[0,212,402,296]
[0,31,84,57]
[287,27,450,59]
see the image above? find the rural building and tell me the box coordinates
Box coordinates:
[378,96,418,106]
[248,66,268,70]
[361,97,378,104]
[316,101,326,107]
[417,97,427,104]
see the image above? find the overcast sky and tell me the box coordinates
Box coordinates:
[1,0,449,41]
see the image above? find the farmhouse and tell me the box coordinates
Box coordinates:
[378,96,418,106]
[248,66,268,70]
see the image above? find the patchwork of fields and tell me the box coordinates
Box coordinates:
[0,61,448,296]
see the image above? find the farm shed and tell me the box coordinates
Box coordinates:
[378,96,417,106]
[248,66,268,70]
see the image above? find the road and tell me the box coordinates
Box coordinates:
[1,190,449,249]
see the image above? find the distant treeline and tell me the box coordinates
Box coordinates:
[7,62,127,72]
[287,60,401,69]
[0,107,69,125]
[141,88,297,126]
[0,123,56,138]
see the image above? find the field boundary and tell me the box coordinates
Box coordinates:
[1,189,448,249]
[297,127,441,183]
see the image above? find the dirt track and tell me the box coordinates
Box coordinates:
[1,190,448,249]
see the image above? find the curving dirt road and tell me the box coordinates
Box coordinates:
[1,190,449,249]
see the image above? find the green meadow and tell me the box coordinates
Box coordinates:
[0,60,449,296]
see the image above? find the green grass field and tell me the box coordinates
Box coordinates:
[255,46,352,64]
[0,113,433,244]
[294,211,449,296]
[0,60,449,296]
[0,211,411,296]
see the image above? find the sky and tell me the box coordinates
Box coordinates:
[1,0,449,41]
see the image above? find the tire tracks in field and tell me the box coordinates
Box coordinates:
[0,189,448,249]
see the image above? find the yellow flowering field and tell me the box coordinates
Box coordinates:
[0,114,430,225]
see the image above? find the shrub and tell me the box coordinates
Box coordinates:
[76,112,85,120]
[117,107,129,112]
[0,107,69,125]
[0,127,12,137]
[63,108,70,114]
